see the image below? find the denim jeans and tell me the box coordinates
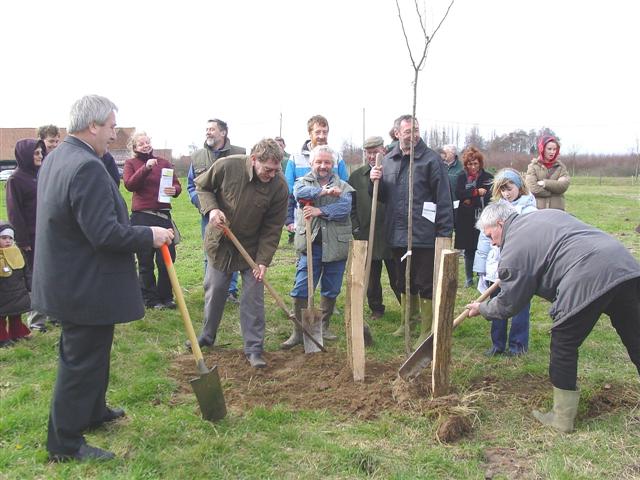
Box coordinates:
[290,244,346,299]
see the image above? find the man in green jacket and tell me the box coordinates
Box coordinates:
[348,136,400,320]
[193,139,288,368]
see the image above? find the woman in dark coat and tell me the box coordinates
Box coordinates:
[454,146,493,287]
[5,138,45,272]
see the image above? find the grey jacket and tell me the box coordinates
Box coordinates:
[479,209,640,327]
[375,139,453,249]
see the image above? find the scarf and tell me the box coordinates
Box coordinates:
[135,150,154,161]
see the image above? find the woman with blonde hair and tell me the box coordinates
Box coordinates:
[123,132,182,310]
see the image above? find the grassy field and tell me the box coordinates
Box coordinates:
[0,177,639,479]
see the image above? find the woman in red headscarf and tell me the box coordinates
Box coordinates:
[525,135,570,210]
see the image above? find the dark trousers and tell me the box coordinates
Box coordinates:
[391,247,435,299]
[550,278,640,390]
[131,211,176,306]
[368,258,401,314]
[47,322,115,455]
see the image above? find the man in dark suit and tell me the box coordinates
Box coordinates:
[32,95,174,462]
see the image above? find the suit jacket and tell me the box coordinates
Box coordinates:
[32,136,153,325]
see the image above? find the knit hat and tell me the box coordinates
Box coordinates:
[0,221,14,239]
[363,136,384,149]
[495,169,523,188]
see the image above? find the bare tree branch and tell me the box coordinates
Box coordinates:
[414,0,429,40]
[395,0,417,68]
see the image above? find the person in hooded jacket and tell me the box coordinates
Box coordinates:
[525,135,570,210]
[123,132,182,310]
[0,221,31,346]
[5,139,45,273]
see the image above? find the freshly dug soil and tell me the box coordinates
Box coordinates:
[169,348,458,420]
[169,348,638,425]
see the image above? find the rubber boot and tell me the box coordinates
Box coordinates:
[532,387,580,433]
[393,294,420,336]
[363,323,373,347]
[281,298,306,349]
[320,296,338,341]
[464,254,474,288]
[413,298,433,349]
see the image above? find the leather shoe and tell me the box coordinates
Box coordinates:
[87,407,125,430]
[185,336,213,352]
[49,443,115,462]
[103,407,125,423]
[246,353,267,368]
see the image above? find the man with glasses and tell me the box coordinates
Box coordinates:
[191,139,288,368]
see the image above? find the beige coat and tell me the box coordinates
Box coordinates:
[525,158,570,210]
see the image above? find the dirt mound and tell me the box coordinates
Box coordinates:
[583,383,640,419]
[169,348,465,420]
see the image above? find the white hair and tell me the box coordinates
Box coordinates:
[476,201,517,230]
[68,95,118,134]
[443,144,457,154]
[309,145,336,164]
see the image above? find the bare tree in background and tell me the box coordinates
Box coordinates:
[395,0,454,354]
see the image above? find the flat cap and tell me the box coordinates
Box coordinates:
[363,136,384,149]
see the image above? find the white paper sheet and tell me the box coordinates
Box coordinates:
[421,201,436,223]
[158,168,174,203]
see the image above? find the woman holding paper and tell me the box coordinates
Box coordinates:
[124,131,182,309]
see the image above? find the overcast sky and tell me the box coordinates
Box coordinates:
[2,0,638,156]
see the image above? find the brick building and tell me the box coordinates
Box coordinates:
[0,127,172,170]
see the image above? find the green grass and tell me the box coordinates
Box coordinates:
[0,177,639,479]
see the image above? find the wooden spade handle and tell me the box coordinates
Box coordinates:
[363,152,383,295]
[160,244,208,375]
[221,225,327,352]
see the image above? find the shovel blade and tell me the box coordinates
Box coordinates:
[302,308,323,353]
[398,333,435,380]
[189,365,227,421]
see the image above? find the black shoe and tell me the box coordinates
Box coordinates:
[226,292,239,304]
[163,300,177,310]
[246,353,267,368]
[87,407,125,430]
[185,336,214,352]
[49,443,115,462]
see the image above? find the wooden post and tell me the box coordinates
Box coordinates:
[345,240,367,382]
[432,236,453,313]
[431,249,459,397]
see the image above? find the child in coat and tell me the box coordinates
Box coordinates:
[473,169,537,356]
[0,222,32,347]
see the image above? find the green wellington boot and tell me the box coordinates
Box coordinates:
[392,294,420,336]
[320,296,338,341]
[413,298,433,348]
[281,297,306,349]
[532,387,580,433]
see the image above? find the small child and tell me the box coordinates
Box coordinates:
[0,221,32,347]
[473,169,537,356]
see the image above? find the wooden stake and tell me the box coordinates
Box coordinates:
[345,240,367,382]
[432,236,453,313]
[431,249,458,397]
